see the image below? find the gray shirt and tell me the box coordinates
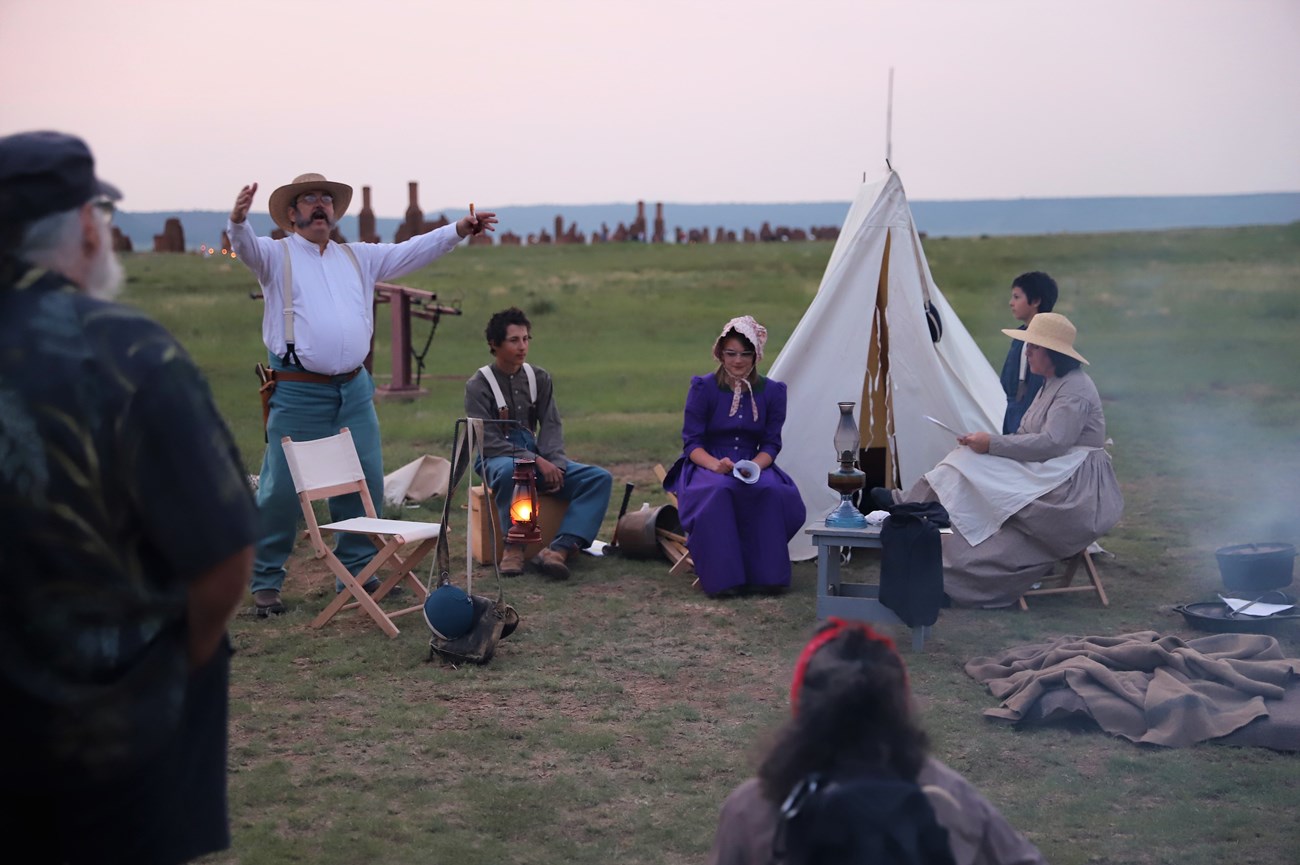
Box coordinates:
[464,363,569,470]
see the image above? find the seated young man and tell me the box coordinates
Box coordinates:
[464,307,613,580]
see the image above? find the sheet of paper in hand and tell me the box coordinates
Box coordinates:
[732,460,761,485]
[924,415,962,437]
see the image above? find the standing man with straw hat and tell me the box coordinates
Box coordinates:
[228,175,496,617]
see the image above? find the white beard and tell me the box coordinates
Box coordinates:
[84,221,125,301]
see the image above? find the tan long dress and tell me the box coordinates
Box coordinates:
[900,370,1124,608]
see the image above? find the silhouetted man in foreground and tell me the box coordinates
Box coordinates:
[0,131,257,865]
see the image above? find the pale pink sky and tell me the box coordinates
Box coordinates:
[2,0,1297,214]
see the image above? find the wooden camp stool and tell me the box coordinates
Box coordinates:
[653,464,694,576]
[468,484,569,565]
[1018,546,1109,611]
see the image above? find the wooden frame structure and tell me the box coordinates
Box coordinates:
[1018,547,1109,611]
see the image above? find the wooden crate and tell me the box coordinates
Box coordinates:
[467,484,568,564]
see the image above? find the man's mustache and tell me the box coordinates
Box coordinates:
[295,209,332,229]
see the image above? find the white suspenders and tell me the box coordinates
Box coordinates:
[276,237,364,368]
[478,363,536,420]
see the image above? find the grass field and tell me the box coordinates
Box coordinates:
[120,223,1300,864]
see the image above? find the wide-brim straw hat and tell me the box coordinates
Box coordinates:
[1002,312,1088,364]
[268,172,353,233]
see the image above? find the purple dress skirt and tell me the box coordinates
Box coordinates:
[663,375,807,596]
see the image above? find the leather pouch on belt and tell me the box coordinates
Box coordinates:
[255,363,275,441]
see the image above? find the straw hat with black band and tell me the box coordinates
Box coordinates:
[1001,311,1088,365]
[267,172,353,234]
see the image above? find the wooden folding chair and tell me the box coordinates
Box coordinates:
[1018,545,1109,611]
[282,428,439,637]
[653,463,694,576]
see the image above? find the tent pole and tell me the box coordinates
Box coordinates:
[885,67,894,167]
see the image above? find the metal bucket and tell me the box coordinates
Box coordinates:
[615,504,682,559]
[1215,542,1296,592]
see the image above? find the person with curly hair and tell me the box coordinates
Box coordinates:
[709,618,1045,865]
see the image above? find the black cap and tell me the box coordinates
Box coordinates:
[0,131,122,227]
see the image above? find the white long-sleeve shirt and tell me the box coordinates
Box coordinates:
[227,219,463,374]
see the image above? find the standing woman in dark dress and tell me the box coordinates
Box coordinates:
[999,272,1058,434]
[663,316,806,598]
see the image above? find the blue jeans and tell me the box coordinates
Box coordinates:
[251,355,384,593]
[476,428,612,550]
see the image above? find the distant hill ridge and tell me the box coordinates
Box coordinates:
[113,193,1300,252]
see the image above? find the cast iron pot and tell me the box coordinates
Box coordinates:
[1215,542,1296,592]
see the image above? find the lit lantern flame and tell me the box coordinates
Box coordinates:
[505,458,541,544]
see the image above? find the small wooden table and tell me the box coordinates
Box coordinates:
[806,520,929,651]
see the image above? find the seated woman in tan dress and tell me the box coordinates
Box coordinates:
[873,312,1123,608]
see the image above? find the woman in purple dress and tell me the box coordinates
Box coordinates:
[664,316,807,598]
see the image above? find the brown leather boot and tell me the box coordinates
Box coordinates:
[253,589,286,617]
[499,544,527,576]
[531,547,571,581]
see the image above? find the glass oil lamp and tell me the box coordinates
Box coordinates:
[825,401,868,528]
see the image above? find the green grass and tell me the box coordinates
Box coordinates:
[117,224,1300,865]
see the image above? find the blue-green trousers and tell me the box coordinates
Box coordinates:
[251,357,383,593]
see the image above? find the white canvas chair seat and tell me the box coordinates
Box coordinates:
[1018,543,1109,611]
[320,517,442,543]
[282,428,439,638]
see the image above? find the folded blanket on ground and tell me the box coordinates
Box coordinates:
[965,631,1300,747]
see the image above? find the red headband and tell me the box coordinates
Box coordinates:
[789,617,902,716]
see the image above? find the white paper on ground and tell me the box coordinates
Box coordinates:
[1218,595,1295,617]
[583,540,609,557]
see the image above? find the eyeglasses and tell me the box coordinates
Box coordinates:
[89,197,116,221]
[722,350,755,360]
[298,193,333,205]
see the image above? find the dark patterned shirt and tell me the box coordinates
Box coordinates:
[0,262,257,782]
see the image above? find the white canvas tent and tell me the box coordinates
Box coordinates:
[769,170,1006,560]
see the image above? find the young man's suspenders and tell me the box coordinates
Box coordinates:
[277,237,363,368]
[478,363,537,422]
